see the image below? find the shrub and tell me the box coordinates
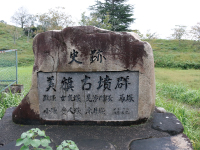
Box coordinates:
[16,128,79,150]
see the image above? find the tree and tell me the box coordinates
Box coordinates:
[36,13,51,32]
[79,12,112,30]
[0,20,7,24]
[132,30,144,39]
[24,26,37,38]
[190,22,200,41]
[23,15,37,41]
[89,0,135,31]
[11,7,32,28]
[145,30,159,40]
[171,25,187,45]
[36,7,74,32]
[190,22,200,51]
[79,12,88,26]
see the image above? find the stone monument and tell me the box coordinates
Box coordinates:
[0,26,192,150]
[12,26,155,125]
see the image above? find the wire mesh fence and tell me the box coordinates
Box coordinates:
[0,49,18,92]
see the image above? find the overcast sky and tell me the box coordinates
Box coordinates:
[1,0,200,39]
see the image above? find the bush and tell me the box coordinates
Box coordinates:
[16,128,79,150]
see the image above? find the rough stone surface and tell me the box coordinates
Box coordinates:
[0,107,178,150]
[0,141,19,150]
[76,139,115,150]
[155,106,167,113]
[152,112,184,135]
[0,141,56,150]
[4,84,23,93]
[12,26,156,124]
[129,134,193,150]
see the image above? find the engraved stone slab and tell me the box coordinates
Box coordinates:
[13,26,156,125]
[38,71,139,121]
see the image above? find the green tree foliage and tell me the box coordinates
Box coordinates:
[171,25,187,45]
[36,7,74,32]
[89,0,135,31]
[145,29,159,40]
[0,20,7,24]
[190,22,200,41]
[79,12,112,30]
[132,30,144,39]
[190,22,200,50]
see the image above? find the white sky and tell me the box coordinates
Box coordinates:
[1,0,200,39]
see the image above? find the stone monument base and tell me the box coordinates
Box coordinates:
[0,107,193,150]
[4,84,23,94]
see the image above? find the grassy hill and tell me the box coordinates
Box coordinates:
[146,39,200,69]
[0,23,200,69]
[0,23,34,67]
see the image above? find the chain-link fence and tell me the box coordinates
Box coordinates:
[0,49,18,92]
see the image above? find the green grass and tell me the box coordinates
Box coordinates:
[155,68,200,149]
[146,39,200,69]
[17,66,32,92]
[156,93,200,149]
[0,23,34,67]
[155,68,200,90]
[156,82,200,107]
[0,66,32,119]
[0,92,23,118]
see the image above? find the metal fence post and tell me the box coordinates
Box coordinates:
[15,50,18,84]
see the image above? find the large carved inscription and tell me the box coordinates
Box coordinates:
[38,71,139,121]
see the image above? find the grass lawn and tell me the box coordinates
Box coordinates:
[155,68,200,90]
[18,66,32,92]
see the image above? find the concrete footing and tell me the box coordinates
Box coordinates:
[0,107,193,150]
